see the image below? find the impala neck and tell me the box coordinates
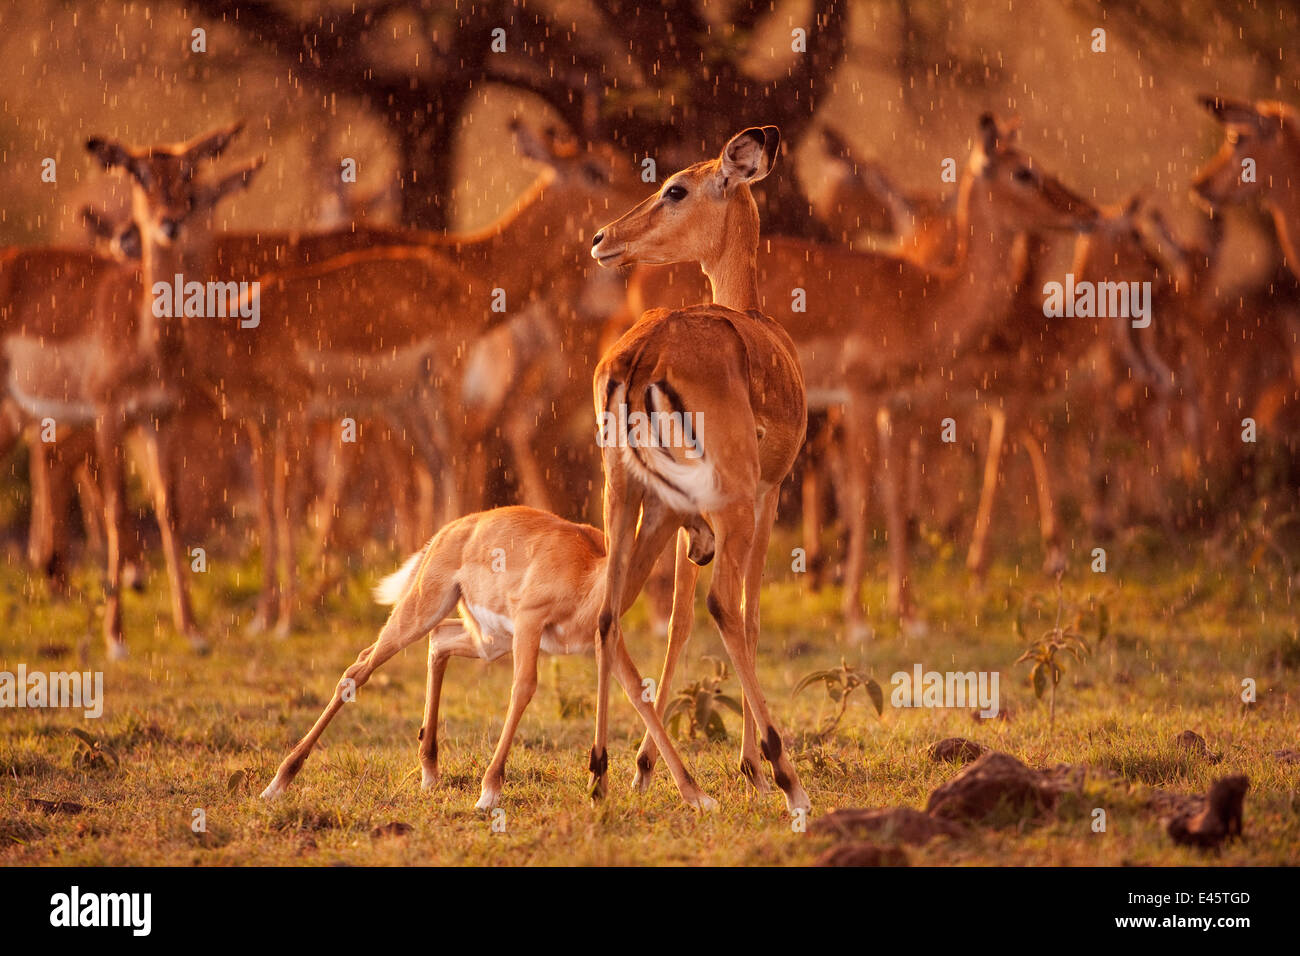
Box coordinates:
[937,173,1024,339]
[455,168,560,268]
[137,209,215,356]
[700,187,761,312]
[1266,185,1300,275]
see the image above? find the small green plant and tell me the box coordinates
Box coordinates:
[69,728,119,771]
[1015,574,1098,725]
[794,657,883,740]
[665,657,742,742]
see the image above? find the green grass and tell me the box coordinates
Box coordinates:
[1,526,1298,866]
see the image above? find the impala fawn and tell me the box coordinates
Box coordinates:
[260,505,711,810]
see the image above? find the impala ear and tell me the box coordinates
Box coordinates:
[977,112,1005,157]
[80,205,115,240]
[86,137,153,190]
[115,221,143,261]
[820,125,854,161]
[511,119,579,165]
[183,120,247,163]
[193,156,266,212]
[1198,94,1266,131]
[718,126,780,193]
[87,137,134,172]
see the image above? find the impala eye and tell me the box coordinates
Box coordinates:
[1013,166,1035,184]
[665,184,688,201]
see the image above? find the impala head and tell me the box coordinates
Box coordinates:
[1074,195,1189,286]
[80,205,142,262]
[967,112,1098,234]
[85,122,264,252]
[1192,95,1298,209]
[816,125,907,237]
[511,119,644,219]
[589,125,781,272]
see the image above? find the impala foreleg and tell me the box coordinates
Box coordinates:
[966,405,1007,580]
[1019,428,1065,576]
[143,418,205,652]
[93,416,129,660]
[839,401,875,643]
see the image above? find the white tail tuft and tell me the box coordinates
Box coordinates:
[373,550,424,606]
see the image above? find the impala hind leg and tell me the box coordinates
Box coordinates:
[632,530,700,791]
[419,621,477,788]
[246,423,279,636]
[262,584,459,798]
[737,486,781,794]
[590,462,642,804]
[1020,429,1065,575]
[613,637,715,811]
[708,502,809,814]
[840,401,875,643]
[272,427,298,638]
[477,615,545,810]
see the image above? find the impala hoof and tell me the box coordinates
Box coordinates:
[123,562,145,593]
[901,617,929,639]
[106,642,129,662]
[783,789,812,815]
[474,791,499,811]
[186,631,211,655]
[260,780,286,800]
[691,793,719,813]
[845,622,874,645]
[420,767,439,790]
[1043,548,1067,577]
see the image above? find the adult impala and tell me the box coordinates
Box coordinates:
[589,126,809,813]
[1192,95,1300,277]
[1,126,254,657]
[620,115,1099,642]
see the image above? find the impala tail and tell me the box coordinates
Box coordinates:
[373,547,427,606]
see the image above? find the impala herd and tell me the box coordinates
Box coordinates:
[3,94,1298,812]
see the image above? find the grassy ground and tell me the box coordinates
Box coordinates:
[1,525,1298,866]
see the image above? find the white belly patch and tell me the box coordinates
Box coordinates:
[460,602,514,661]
